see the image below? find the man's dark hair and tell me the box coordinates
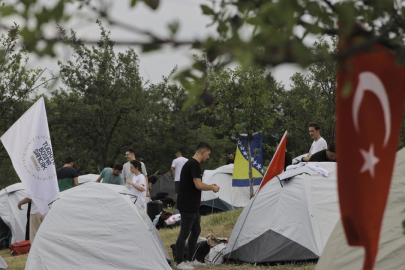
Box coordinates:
[308,122,321,131]
[113,163,123,171]
[126,148,135,154]
[196,142,212,152]
[65,157,74,164]
[155,171,162,176]
[328,142,336,153]
[130,160,141,171]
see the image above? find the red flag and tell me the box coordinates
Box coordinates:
[256,131,287,194]
[337,40,405,269]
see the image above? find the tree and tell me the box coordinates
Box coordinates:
[0,26,53,189]
[1,1,404,101]
[202,64,281,197]
[279,38,337,157]
[48,23,151,172]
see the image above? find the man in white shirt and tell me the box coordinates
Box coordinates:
[301,122,327,162]
[170,151,188,204]
[123,148,149,196]
[18,192,46,244]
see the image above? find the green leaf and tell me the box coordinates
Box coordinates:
[201,4,215,15]
[143,0,159,10]
[130,0,137,7]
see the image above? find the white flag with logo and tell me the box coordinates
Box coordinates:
[1,97,58,215]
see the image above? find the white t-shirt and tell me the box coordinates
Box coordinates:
[309,137,327,155]
[171,157,188,182]
[129,174,147,211]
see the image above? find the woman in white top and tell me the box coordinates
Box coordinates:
[126,160,147,211]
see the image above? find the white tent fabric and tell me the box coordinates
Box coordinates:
[77,174,99,184]
[316,148,405,270]
[201,164,257,210]
[25,182,171,270]
[0,254,7,269]
[224,162,339,263]
[0,183,27,244]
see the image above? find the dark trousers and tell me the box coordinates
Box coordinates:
[175,211,201,264]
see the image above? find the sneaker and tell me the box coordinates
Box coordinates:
[187,260,207,267]
[176,262,194,270]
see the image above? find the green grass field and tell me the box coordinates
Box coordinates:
[1,208,316,269]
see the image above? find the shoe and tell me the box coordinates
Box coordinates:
[187,260,207,267]
[176,262,194,269]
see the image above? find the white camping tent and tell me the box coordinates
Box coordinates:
[224,162,339,263]
[0,254,7,270]
[201,164,257,214]
[0,183,27,245]
[26,182,171,270]
[316,148,405,270]
[77,174,99,184]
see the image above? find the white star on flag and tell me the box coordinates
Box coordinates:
[359,144,380,178]
[243,151,247,156]
[257,164,262,169]
[240,146,245,151]
[252,160,257,165]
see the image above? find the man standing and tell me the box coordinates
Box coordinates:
[56,157,79,192]
[170,151,188,204]
[301,122,327,162]
[18,192,45,244]
[123,148,149,195]
[96,164,124,185]
[175,142,220,270]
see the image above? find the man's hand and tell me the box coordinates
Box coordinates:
[212,184,220,193]
[18,202,23,210]
[146,191,150,197]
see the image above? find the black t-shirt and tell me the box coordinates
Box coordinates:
[226,158,234,165]
[284,151,292,170]
[56,166,79,179]
[177,158,202,213]
[149,175,158,185]
[309,150,332,162]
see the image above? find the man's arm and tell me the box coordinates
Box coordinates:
[170,166,175,181]
[301,153,311,162]
[96,176,102,183]
[18,197,32,210]
[193,178,220,192]
[74,177,79,186]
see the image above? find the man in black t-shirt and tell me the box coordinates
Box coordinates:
[309,142,336,162]
[175,142,220,269]
[56,157,79,192]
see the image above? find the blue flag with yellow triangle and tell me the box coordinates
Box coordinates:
[232,132,264,187]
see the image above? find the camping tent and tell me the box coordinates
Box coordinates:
[0,183,27,246]
[0,254,7,270]
[150,171,175,201]
[25,182,171,270]
[224,162,339,263]
[77,174,99,184]
[316,148,405,270]
[200,164,257,215]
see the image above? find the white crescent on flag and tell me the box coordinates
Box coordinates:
[352,72,391,147]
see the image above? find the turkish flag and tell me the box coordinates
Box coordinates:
[337,40,405,269]
[255,131,287,194]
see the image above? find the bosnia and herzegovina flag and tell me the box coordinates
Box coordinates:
[232,132,264,187]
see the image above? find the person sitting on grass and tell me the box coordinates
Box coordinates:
[126,160,147,211]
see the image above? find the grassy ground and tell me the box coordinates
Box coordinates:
[1,208,316,269]
[159,208,316,270]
